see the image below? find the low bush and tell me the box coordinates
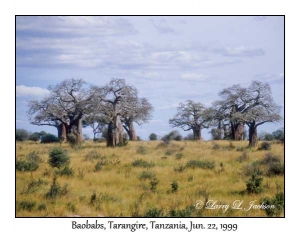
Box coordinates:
[84,150,102,161]
[186,160,215,170]
[139,170,156,180]
[174,163,186,173]
[17,201,36,211]
[55,166,74,176]
[261,192,284,217]
[48,147,70,168]
[246,174,263,194]
[258,142,271,151]
[136,146,147,155]
[171,180,178,193]
[132,159,155,168]
[236,151,249,163]
[41,134,60,143]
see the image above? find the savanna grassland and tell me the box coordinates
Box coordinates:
[16,140,284,217]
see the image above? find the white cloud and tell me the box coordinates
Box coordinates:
[16,85,49,97]
[214,46,265,57]
[180,73,208,81]
[254,73,284,83]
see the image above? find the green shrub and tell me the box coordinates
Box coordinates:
[45,177,69,200]
[16,129,29,141]
[28,132,40,142]
[41,134,60,143]
[136,146,147,155]
[260,153,284,176]
[150,178,159,192]
[16,151,42,172]
[212,143,220,150]
[171,180,178,193]
[94,161,103,172]
[48,147,70,168]
[174,163,186,172]
[261,192,284,216]
[236,151,249,163]
[18,201,36,211]
[139,170,156,180]
[132,159,154,168]
[143,207,164,217]
[37,203,47,211]
[246,174,263,194]
[258,142,271,151]
[186,160,215,170]
[56,166,74,176]
[169,206,193,217]
[243,161,263,176]
[16,160,39,172]
[175,153,184,160]
[84,150,102,161]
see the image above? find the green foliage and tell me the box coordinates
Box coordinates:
[94,161,103,172]
[246,174,263,194]
[132,159,154,168]
[41,134,60,143]
[136,145,147,155]
[243,161,264,176]
[48,147,70,168]
[143,207,164,217]
[261,192,284,217]
[45,177,69,200]
[186,160,215,170]
[55,166,74,176]
[236,151,249,163]
[17,201,36,211]
[16,151,42,172]
[212,143,220,150]
[162,130,182,142]
[169,206,194,217]
[176,153,184,160]
[174,163,186,172]
[84,150,102,161]
[139,170,156,180]
[21,178,48,194]
[37,203,47,211]
[16,129,29,141]
[258,142,271,151]
[150,178,159,192]
[171,180,178,193]
[149,133,158,141]
[260,153,284,176]
[28,132,40,142]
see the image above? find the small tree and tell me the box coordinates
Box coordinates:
[16,129,29,141]
[48,147,70,168]
[41,134,60,143]
[28,132,40,142]
[149,133,158,141]
[169,100,210,140]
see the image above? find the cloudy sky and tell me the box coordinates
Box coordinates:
[16,16,284,140]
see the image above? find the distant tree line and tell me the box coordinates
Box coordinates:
[21,78,282,147]
[169,80,282,147]
[26,78,153,147]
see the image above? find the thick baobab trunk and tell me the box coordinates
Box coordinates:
[231,122,244,140]
[107,115,125,147]
[68,118,83,144]
[57,123,67,142]
[128,121,137,141]
[193,127,201,140]
[249,125,258,147]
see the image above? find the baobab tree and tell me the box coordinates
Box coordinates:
[232,81,282,147]
[169,100,211,140]
[122,97,153,141]
[92,79,140,147]
[27,78,99,143]
[213,84,248,140]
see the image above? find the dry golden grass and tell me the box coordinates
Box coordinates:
[16,140,284,217]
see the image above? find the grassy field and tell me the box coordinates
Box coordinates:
[16,140,284,217]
